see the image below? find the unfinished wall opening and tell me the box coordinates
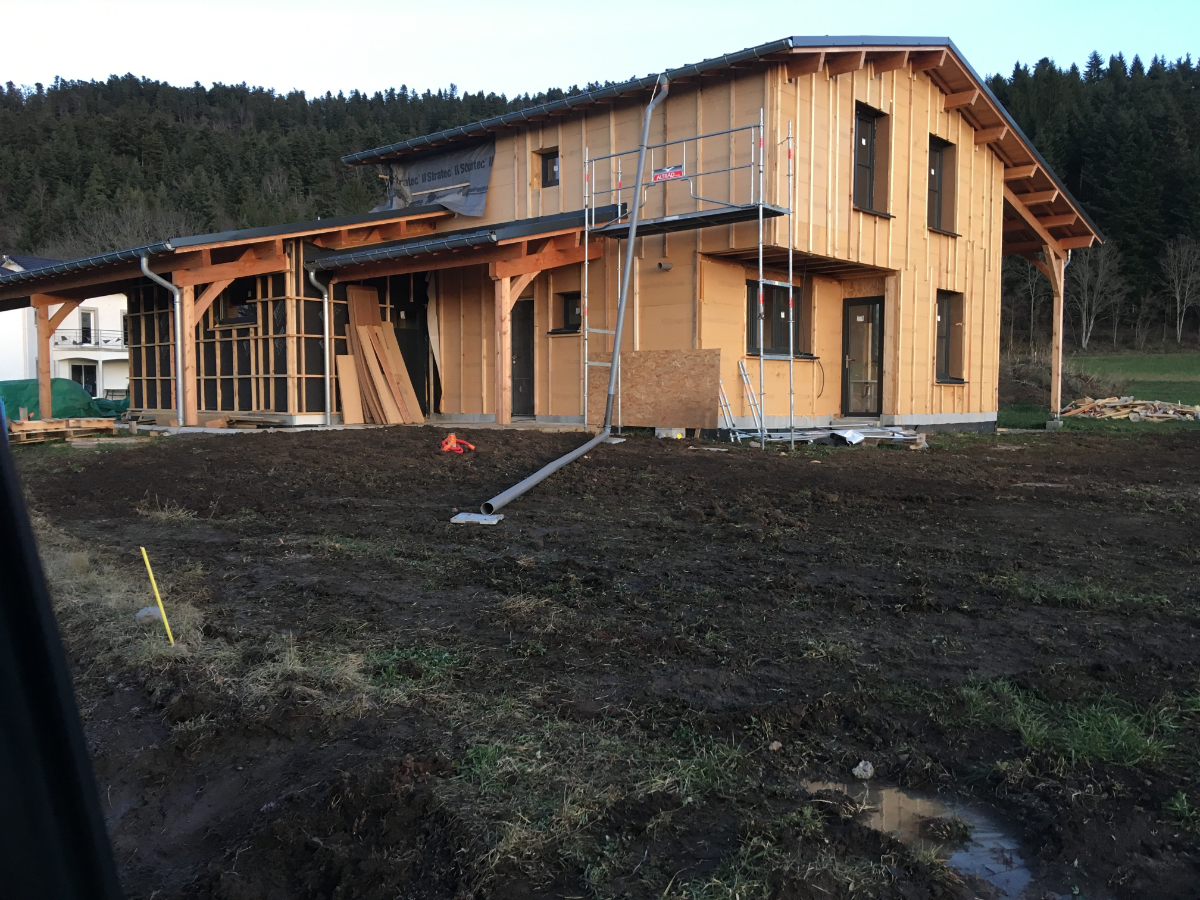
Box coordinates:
[928,136,957,234]
[127,281,175,412]
[745,277,813,356]
[853,103,890,215]
[935,289,965,383]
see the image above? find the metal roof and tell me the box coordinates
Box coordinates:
[0,205,447,289]
[1,255,62,272]
[341,35,1100,242]
[307,206,622,272]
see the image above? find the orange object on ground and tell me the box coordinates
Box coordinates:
[440,433,475,454]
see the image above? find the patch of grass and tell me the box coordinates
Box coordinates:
[984,573,1169,611]
[962,680,1175,767]
[365,644,459,685]
[1074,352,1200,380]
[998,403,1050,429]
[921,814,973,843]
[1127,379,1200,405]
[136,495,197,523]
[1165,792,1200,830]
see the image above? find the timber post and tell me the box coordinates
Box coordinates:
[493,276,512,425]
[32,293,82,420]
[180,285,198,426]
[35,302,51,419]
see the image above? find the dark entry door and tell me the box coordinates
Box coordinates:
[388,274,430,415]
[842,297,883,416]
[511,298,534,417]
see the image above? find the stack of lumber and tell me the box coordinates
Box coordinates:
[337,286,424,426]
[7,417,118,444]
[1062,396,1199,421]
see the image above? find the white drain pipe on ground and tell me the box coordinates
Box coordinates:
[481,76,670,515]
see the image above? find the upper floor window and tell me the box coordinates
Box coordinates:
[853,104,890,214]
[928,136,957,233]
[539,149,560,188]
[79,309,95,344]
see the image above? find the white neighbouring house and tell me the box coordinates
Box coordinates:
[0,255,130,398]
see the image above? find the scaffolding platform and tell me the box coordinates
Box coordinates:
[591,204,787,238]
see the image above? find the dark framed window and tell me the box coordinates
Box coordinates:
[561,291,580,331]
[853,104,890,213]
[746,278,813,356]
[935,290,965,382]
[928,136,957,233]
[540,150,560,188]
[78,309,95,344]
[549,291,581,334]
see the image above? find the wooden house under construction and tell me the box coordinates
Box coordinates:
[0,36,1101,433]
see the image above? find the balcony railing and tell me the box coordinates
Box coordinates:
[51,329,126,350]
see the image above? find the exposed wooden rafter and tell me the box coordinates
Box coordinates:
[943,89,979,110]
[824,51,866,77]
[1003,164,1039,181]
[973,125,1009,145]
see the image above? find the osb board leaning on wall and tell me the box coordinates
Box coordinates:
[587,349,720,429]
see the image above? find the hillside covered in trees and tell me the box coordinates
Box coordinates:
[1,52,1198,348]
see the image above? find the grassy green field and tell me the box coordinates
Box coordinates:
[1073,352,1200,405]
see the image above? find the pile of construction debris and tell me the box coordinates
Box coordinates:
[1062,396,1199,421]
[337,288,424,425]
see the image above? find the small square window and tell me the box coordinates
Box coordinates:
[550,291,581,334]
[540,150,560,188]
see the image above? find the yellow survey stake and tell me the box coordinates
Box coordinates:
[140,546,175,645]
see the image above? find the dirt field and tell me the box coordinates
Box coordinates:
[15,426,1200,899]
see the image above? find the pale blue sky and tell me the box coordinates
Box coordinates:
[4,0,1194,98]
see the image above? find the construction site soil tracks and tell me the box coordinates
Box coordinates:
[16,428,1200,899]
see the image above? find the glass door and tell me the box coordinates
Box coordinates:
[842,297,883,416]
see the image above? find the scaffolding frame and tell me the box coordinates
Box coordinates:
[582,110,796,439]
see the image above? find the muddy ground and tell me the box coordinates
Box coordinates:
[15,426,1200,899]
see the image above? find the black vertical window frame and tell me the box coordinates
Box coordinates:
[854,113,875,210]
[746,281,808,356]
[541,151,560,188]
[935,292,950,381]
[928,140,944,230]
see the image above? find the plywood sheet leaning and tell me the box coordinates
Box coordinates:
[335,355,365,425]
[346,286,386,424]
[356,326,405,424]
[374,326,425,423]
[587,349,721,429]
[361,325,414,423]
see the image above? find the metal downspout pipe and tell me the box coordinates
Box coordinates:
[308,270,333,427]
[481,75,670,516]
[139,253,184,428]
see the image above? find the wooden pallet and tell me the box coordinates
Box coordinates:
[8,417,118,444]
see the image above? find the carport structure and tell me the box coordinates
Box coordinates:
[0,205,599,426]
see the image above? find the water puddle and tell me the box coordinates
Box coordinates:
[805,780,1044,898]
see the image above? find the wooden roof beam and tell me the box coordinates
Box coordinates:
[909,49,948,71]
[870,51,909,74]
[1003,186,1063,257]
[1060,235,1097,250]
[1015,189,1059,205]
[1003,164,1039,181]
[825,51,866,78]
[974,125,1009,145]
[943,88,979,110]
[1039,214,1079,229]
[786,51,824,80]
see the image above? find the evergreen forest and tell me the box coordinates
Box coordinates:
[1,50,1198,349]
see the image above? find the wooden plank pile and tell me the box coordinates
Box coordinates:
[337,286,424,426]
[7,417,118,444]
[1062,396,1199,421]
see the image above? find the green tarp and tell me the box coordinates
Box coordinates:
[0,379,128,421]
